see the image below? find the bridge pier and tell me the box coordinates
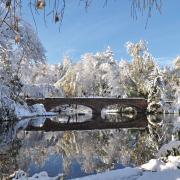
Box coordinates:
[92,113,101,119]
[91,109,102,118]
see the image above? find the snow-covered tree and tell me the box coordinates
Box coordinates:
[58,47,123,97]
[0,12,46,119]
[125,40,156,98]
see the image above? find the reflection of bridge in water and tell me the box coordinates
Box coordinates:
[25,115,148,131]
[26,97,148,115]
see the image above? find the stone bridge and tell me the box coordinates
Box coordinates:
[26,97,148,115]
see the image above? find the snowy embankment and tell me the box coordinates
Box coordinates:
[3,82,65,120]
[72,156,180,180]
[14,103,56,119]
[0,85,57,120]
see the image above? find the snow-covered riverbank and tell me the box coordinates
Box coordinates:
[15,103,57,120]
[0,91,57,120]
[72,156,180,180]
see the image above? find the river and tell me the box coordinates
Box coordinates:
[0,113,179,179]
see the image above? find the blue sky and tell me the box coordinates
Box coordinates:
[23,1,180,65]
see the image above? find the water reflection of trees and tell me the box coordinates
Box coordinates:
[0,115,179,179]
[0,121,21,179]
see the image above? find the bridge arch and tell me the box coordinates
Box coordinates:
[50,103,93,114]
[102,102,145,114]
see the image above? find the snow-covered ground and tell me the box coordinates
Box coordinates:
[72,156,180,180]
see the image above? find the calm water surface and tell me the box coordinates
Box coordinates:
[0,113,179,179]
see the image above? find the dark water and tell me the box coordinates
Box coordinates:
[0,113,179,179]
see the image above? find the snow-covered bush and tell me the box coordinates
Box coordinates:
[10,170,63,180]
[157,141,180,158]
